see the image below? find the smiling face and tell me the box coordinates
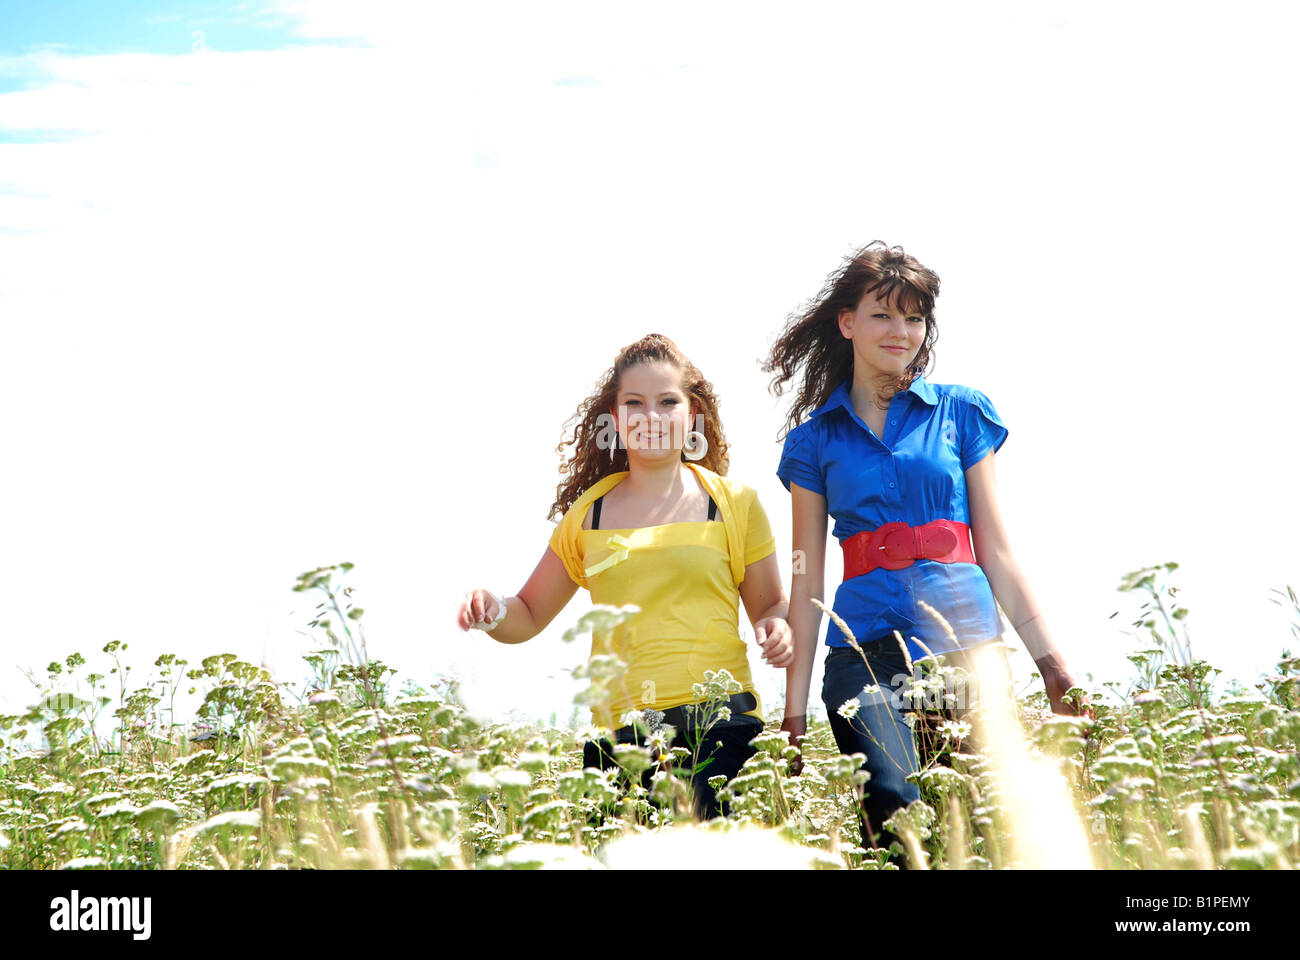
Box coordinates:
[613,360,694,462]
[837,288,928,380]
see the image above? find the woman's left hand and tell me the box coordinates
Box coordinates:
[755,617,794,668]
[1035,654,1094,719]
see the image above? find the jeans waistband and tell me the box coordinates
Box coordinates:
[614,691,759,740]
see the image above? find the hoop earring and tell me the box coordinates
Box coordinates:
[682,430,708,461]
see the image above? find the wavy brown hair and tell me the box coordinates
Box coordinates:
[763,241,941,439]
[549,334,731,520]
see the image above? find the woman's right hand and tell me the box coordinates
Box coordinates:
[458,589,500,631]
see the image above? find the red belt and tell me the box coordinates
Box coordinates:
[842,520,975,580]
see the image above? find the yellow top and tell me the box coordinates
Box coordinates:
[548,463,775,727]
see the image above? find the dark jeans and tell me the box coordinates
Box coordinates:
[822,638,999,851]
[583,713,763,820]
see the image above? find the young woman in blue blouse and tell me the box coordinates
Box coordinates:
[763,241,1086,852]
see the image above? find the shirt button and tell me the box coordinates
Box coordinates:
[889,482,896,488]
[890,419,896,425]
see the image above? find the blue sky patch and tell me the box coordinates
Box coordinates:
[0,1,365,141]
[0,0,338,57]
[0,126,94,143]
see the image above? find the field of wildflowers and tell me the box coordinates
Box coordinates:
[2,563,1297,871]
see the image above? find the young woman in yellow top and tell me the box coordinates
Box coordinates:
[457,334,792,819]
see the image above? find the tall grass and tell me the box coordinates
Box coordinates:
[1,562,1296,870]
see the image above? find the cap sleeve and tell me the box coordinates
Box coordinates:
[776,426,824,495]
[549,494,604,588]
[547,472,629,588]
[547,521,584,587]
[959,389,1009,470]
[741,487,776,567]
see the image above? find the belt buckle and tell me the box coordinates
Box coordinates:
[872,522,915,570]
[917,522,959,559]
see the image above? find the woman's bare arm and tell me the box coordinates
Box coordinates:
[459,546,578,645]
[739,552,793,667]
[786,483,828,727]
[966,450,1086,713]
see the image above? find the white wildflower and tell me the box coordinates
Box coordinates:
[937,720,972,741]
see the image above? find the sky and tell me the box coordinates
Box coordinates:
[2,0,1298,730]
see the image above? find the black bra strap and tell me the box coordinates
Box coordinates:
[707,497,717,521]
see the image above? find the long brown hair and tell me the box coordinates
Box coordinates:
[763,241,941,439]
[549,334,730,520]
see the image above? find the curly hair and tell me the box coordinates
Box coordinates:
[549,334,731,521]
[762,241,941,439]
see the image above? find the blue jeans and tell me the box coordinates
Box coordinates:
[583,714,762,820]
[822,637,1005,852]
[822,642,921,849]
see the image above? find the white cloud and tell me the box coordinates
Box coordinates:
[1,1,1297,720]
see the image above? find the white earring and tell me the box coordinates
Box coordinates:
[682,430,708,461]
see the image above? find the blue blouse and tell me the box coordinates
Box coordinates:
[777,375,1008,658]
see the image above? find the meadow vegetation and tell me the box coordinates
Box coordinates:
[1,562,1297,870]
